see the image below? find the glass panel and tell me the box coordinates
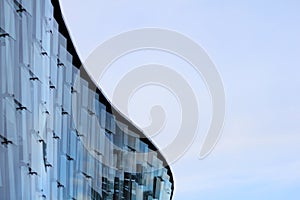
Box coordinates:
[33,0,41,41]
[30,134,43,177]
[13,65,22,106]
[60,115,68,154]
[32,81,41,133]
[41,19,51,56]
[50,57,57,88]
[115,120,127,148]
[162,168,169,182]
[43,0,53,23]
[68,161,75,197]
[19,110,29,163]
[89,115,97,150]
[20,67,32,111]
[56,65,64,106]
[153,177,163,199]
[72,65,79,85]
[51,180,58,200]
[75,173,84,199]
[38,103,47,141]
[20,165,30,199]
[98,103,106,129]
[136,185,143,200]
[50,20,58,57]
[1,0,16,39]
[46,128,54,167]
[41,56,50,105]
[4,97,17,144]
[87,88,95,113]
[19,0,33,15]
[54,106,62,139]
[0,37,6,95]
[127,132,137,150]
[63,84,71,114]
[0,37,15,95]
[64,52,72,84]
[105,112,115,134]
[95,160,102,190]
[79,108,88,138]
[19,13,32,66]
[48,88,55,131]
[32,42,42,79]
[94,126,105,159]
[104,130,113,169]
[86,152,95,180]
[59,155,67,187]
[81,79,88,108]
[58,34,67,65]
[68,132,77,173]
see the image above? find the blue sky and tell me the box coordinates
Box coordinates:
[60,0,300,199]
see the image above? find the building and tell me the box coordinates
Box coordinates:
[0,0,174,199]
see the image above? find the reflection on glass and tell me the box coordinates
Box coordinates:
[0,0,173,199]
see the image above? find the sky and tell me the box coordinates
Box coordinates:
[59,0,300,199]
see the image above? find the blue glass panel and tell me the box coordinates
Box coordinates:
[59,155,67,187]
[33,0,42,41]
[50,20,58,57]
[105,112,116,134]
[0,37,15,95]
[19,13,32,66]
[56,65,64,106]
[19,0,33,15]
[63,84,71,114]
[0,0,16,39]
[4,97,17,144]
[22,68,33,111]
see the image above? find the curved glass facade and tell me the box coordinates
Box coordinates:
[0,0,174,199]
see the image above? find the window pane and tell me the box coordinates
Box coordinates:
[1,0,16,39]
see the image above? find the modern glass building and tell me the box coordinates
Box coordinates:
[0,0,174,199]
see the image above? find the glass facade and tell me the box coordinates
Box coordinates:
[0,0,174,199]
